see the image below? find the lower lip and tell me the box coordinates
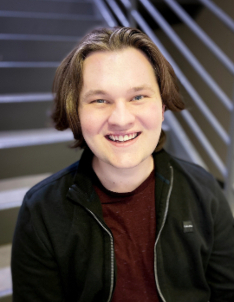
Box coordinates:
[106,133,141,147]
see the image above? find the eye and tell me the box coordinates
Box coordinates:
[93,99,106,104]
[133,95,144,101]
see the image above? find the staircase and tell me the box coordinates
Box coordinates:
[0,0,108,300]
[0,0,234,301]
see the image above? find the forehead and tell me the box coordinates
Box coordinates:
[80,48,157,95]
[83,47,153,72]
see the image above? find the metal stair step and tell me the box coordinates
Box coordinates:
[0,174,50,245]
[0,203,17,245]
[0,188,30,210]
[0,93,53,131]
[0,139,82,180]
[0,38,79,62]
[0,173,51,209]
[0,173,51,191]
[0,244,11,268]
[0,267,12,302]
[0,128,73,149]
[0,0,97,16]
[0,10,101,20]
[0,244,12,302]
[0,93,53,103]
[0,12,105,36]
[0,65,57,93]
[0,33,81,42]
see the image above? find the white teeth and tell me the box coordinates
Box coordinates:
[108,133,138,142]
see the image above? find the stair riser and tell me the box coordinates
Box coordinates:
[0,207,19,246]
[0,101,53,131]
[0,143,82,179]
[0,39,78,62]
[0,293,12,302]
[0,17,104,36]
[0,0,98,16]
[0,67,56,93]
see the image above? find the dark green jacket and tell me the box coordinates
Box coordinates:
[11,149,234,302]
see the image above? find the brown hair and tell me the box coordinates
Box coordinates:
[52,27,184,150]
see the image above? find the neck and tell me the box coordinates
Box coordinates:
[92,156,154,193]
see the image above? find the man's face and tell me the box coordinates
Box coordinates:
[79,47,165,171]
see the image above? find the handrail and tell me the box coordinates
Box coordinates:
[97,0,234,201]
[164,0,234,75]
[106,0,129,26]
[225,92,234,206]
[181,110,226,177]
[198,0,234,33]
[129,9,227,177]
[164,111,208,170]
[93,0,117,27]
[118,0,229,145]
[139,0,233,111]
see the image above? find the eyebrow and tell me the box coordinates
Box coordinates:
[131,85,155,93]
[81,85,155,101]
[82,89,108,101]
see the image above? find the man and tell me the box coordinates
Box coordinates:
[11,27,234,302]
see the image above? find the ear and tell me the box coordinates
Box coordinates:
[162,104,166,121]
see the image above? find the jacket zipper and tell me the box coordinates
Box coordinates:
[85,208,115,302]
[154,165,174,302]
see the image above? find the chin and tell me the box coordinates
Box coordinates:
[107,155,149,170]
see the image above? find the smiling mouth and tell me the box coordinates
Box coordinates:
[106,132,140,143]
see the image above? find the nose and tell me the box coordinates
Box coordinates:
[108,101,135,128]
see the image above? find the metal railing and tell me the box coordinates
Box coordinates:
[95,0,234,209]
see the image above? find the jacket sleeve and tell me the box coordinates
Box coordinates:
[11,193,65,302]
[206,180,234,302]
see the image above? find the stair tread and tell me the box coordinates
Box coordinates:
[0,61,60,68]
[0,16,106,36]
[0,267,12,294]
[0,0,96,17]
[0,128,73,149]
[0,245,11,269]
[0,10,102,21]
[0,173,51,191]
[0,93,53,103]
[0,174,51,209]
[0,33,81,41]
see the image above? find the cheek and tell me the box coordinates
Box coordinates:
[142,103,164,129]
[79,108,106,138]
[79,109,95,137]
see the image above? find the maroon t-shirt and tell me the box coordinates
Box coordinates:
[93,170,160,302]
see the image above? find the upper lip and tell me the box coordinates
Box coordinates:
[106,132,140,142]
[106,132,139,136]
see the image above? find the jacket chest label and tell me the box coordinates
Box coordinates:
[183,221,194,233]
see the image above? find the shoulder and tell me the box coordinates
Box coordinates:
[170,154,215,186]
[166,152,233,219]
[155,149,227,206]
[16,161,82,240]
[24,161,79,209]
[155,151,234,239]
[154,149,215,187]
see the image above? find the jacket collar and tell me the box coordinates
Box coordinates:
[67,147,104,219]
[67,148,173,226]
[153,150,173,233]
